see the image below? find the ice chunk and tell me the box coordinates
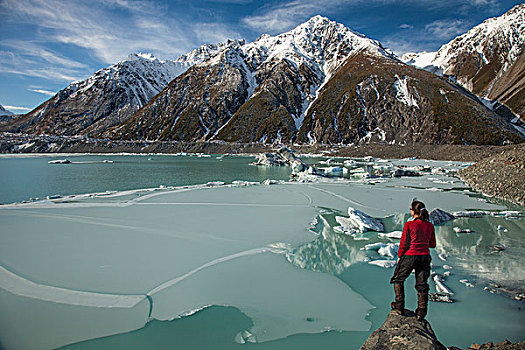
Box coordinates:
[433,275,454,295]
[453,227,472,233]
[459,279,474,288]
[453,210,490,217]
[368,260,397,268]
[235,330,257,343]
[429,208,455,225]
[363,243,398,258]
[378,231,402,239]
[429,293,454,303]
[48,159,71,164]
[335,207,384,234]
[206,181,225,187]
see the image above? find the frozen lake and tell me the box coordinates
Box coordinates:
[0,154,523,349]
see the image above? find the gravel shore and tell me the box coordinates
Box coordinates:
[458,144,525,206]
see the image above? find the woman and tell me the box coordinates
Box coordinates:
[390,199,436,321]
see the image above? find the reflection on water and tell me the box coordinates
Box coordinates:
[435,216,525,291]
[286,216,368,274]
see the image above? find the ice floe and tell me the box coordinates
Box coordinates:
[335,207,384,235]
[378,231,402,239]
[453,227,472,233]
[368,260,397,268]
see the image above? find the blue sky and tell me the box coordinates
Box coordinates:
[0,0,522,113]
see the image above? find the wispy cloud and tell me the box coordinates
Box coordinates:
[0,45,90,82]
[0,0,241,66]
[241,0,357,33]
[399,24,413,30]
[425,19,470,39]
[29,88,56,96]
[3,105,32,112]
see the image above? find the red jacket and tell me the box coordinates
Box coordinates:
[398,219,436,257]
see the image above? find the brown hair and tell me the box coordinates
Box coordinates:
[411,199,429,222]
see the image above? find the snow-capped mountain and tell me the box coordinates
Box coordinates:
[6,40,244,136]
[0,105,14,117]
[108,16,405,143]
[108,16,521,145]
[4,15,522,145]
[402,3,525,118]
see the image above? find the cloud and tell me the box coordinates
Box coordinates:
[425,19,470,39]
[29,88,56,96]
[0,0,240,66]
[241,0,356,33]
[3,105,32,112]
[0,44,90,82]
[399,24,413,29]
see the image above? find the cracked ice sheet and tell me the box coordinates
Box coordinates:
[0,184,372,349]
[151,252,373,342]
[295,181,504,218]
[0,186,318,294]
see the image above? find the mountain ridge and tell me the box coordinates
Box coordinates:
[3,13,523,146]
[402,3,525,119]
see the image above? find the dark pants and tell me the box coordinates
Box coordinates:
[390,255,431,292]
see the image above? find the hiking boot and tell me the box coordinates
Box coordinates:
[416,291,428,321]
[391,283,405,316]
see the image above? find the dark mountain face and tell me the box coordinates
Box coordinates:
[109,49,522,145]
[298,52,522,145]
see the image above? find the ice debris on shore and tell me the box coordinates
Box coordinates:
[335,207,384,235]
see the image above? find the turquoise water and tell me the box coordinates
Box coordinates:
[0,155,291,204]
[0,155,524,350]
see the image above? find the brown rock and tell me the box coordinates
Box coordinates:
[360,310,446,350]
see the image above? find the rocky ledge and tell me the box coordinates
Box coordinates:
[459,144,525,206]
[361,310,525,350]
[360,310,446,350]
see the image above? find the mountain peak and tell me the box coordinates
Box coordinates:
[0,105,14,117]
[125,52,158,62]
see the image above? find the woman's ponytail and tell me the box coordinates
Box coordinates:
[411,199,430,222]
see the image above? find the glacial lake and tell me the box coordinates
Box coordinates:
[0,154,523,350]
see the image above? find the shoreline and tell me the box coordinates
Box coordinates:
[2,132,524,206]
[1,132,523,162]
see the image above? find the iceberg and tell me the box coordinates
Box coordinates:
[363,243,399,258]
[335,207,384,234]
[429,208,455,225]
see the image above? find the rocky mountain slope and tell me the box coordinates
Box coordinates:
[0,105,13,117]
[107,16,522,145]
[3,40,244,136]
[402,4,525,119]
